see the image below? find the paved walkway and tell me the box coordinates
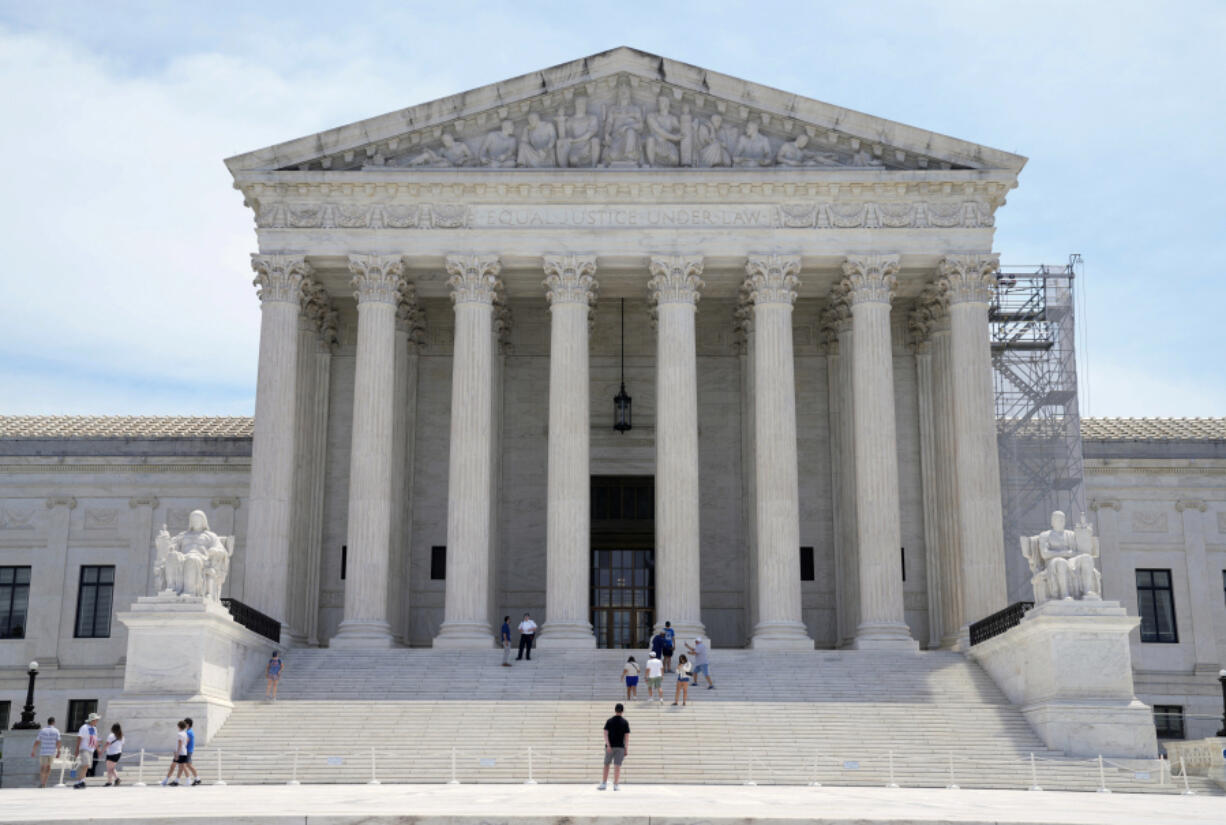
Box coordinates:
[0,783,1222,824]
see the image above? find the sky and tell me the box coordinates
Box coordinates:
[1,0,1223,418]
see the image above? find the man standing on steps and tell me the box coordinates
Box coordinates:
[516,613,538,661]
[597,703,629,791]
[500,616,513,666]
[685,638,715,690]
[644,651,664,702]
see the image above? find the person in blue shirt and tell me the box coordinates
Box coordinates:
[500,616,512,667]
[662,621,676,673]
[183,717,201,785]
[650,629,666,663]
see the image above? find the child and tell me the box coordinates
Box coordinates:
[265,651,283,701]
[672,654,691,706]
[103,723,124,786]
[161,721,189,786]
[622,656,640,700]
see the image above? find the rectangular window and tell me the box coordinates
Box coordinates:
[0,566,31,639]
[0,700,9,732]
[799,547,815,582]
[1153,705,1185,740]
[340,545,347,580]
[74,565,115,639]
[901,547,906,582]
[1135,569,1178,643]
[1222,570,1225,607]
[431,546,447,580]
[66,699,98,735]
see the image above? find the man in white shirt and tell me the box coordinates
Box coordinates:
[644,651,664,702]
[73,712,100,789]
[30,716,61,788]
[516,613,538,661]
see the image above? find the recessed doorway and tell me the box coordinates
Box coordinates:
[590,475,654,649]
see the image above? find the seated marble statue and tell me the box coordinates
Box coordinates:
[517,112,557,168]
[603,85,644,166]
[732,120,773,167]
[403,132,475,167]
[695,114,732,168]
[644,96,682,167]
[555,97,600,168]
[479,120,518,167]
[153,510,234,601]
[1020,510,1102,603]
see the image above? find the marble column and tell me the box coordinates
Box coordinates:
[434,254,501,648]
[209,497,241,599]
[44,496,76,652]
[303,305,337,645]
[285,300,321,646]
[929,307,965,648]
[735,290,758,638]
[539,254,598,646]
[745,254,813,649]
[128,496,159,597]
[648,254,707,642]
[332,254,405,648]
[389,290,424,645]
[1176,499,1226,672]
[911,302,942,649]
[939,255,1008,630]
[247,254,309,630]
[825,289,860,648]
[843,254,916,650]
[1089,499,1124,604]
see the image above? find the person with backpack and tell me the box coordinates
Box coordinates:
[103,723,124,786]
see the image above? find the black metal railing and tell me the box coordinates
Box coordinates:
[221,598,281,644]
[969,601,1034,646]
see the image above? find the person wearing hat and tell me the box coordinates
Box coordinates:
[644,651,664,703]
[685,637,714,689]
[72,712,101,789]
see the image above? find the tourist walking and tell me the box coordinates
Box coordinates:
[672,654,691,706]
[30,716,61,788]
[500,615,513,666]
[644,651,664,702]
[265,650,283,700]
[622,656,640,700]
[597,703,630,791]
[516,613,537,660]
[662,621,676,672]
[685,638,715,689]
[183,717,201,785]
[162,720,189,786]
[650,627,666,666]
[103,723,124,786]
[72,712,100,789]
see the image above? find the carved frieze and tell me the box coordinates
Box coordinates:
[1131,510,1168,533]
[0,506,37,530]
[84,507,120,530]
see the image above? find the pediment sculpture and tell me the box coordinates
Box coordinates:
[153,510,234,601]
[385,83,901,172]
[1020,510,1102,604]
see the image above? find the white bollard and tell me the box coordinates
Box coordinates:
[134,748,147,787]
[1179,755,1195,796]
[1096,754,1111,793]
[55,758,69,789]
[524,746,537,785]
[288,748,301,786]
[886,750,899,789]
[1159,757,1167,786]
[367,747,380,786]
[214,749,226,786]
[1028,752,1043,792]
[448,747,459,785]
[945,751,959,790]
[744,754,756,786]
[808,751,821,788]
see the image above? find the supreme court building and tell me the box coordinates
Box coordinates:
[221,47,1019,652]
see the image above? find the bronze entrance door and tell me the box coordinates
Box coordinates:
[590,475,654,649]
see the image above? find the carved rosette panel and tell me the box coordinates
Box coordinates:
[251,254,310,304]
[395,284,427,349]
[445,254,502,305]
[744,254,801,306]
[348,254,407,305]
[841,254,900,305]
[543,254,599,308]
[938,253,999,305]
[647,254,704,307]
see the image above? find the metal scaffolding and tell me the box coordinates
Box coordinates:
[992,256,1086,602]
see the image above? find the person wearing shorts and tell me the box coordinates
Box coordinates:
[73,712,100,789]
[265,651,283,700]
[644,651,664,702]
[662,621,675,673]
[103,723,124,786]
[686,637,714,689]
[622,656,640,700]
[672,654,691,706]
[31,717,61,788]
[162,720,189,786]
[597,703,629,791]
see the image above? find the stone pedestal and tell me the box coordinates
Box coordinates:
[1,729,42,788]
[104,597,275,751]
[969,600,1158,758]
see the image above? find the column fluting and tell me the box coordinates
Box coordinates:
[929,306,965,648]
[434,254,501,648]
[246,254,308,631]
[538,254,599,647]
[825,288,860,648]
[844,254,917,650]
[332,254,405,648]
[648,254,707,642]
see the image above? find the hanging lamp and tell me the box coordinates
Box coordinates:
[613,298,632,433]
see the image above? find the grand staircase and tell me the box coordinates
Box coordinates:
[187,648,1217,793]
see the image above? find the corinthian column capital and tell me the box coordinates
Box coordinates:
[908,284,947,351]
[348,254,406,304]
[938,253,1000,305]
[445,254,502,305]
[251,254,311,304]
[744,254,801,306]
[543,254,598,307]
[842,254,900,305]
[396,284,427,349]
[648,254,704,306]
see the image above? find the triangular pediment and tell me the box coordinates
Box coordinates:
[226,47,1025,176]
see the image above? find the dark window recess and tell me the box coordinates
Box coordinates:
[901,547,906,582]
[799,547,815,582]
[74,566,114,639]
[0,565,31,639]
[0,700,10,732]
[431,546,447,580]
[1222,570,1225,608]
[1153,705,1185,740]
[340,545,347,580]
[1136,569,1178,643]
[67,699,98,734]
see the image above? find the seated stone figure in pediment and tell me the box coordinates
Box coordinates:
[480,120,519,167]
[1020,510,1102,604]
[732,120,773,167]
[517,112,557,168]
[153,510,234,602]
[404,132,475,167]
[603,85,644,166]
[555,97,601,168]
